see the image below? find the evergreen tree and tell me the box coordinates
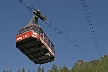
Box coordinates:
[70,55,108,72]
[9,70,12,72]
[3,70,7,72]
[18,68,20,72]
[28,70,30,72]
[21,67,26,72]
[3,54,108,72]
[47,70,51,72]
[41,67,44,72]
[62,65,69,72]
[51,64,58,72]
[37,66,42,72]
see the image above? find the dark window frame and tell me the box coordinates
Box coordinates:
[47,39,51,47]
[18,26,32,34]
[31,25,39,33]
[44,34,47,43]
[39,27,43,38]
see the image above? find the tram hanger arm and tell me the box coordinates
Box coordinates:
[19,0,47,21]
[33,10,47,21]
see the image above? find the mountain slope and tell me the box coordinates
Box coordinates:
[71,54,108,72]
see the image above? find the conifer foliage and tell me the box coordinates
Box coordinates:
[3,54,108,72]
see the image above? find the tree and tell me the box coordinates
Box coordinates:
[3,54,108,72]
[18,68,20,72]
[28,70,30,72]
[3,70,7,72]
[51,64,58,72]
[41,67,44,72]
[9,70,12,72]
[21,67,26,72]
[61,65,69,72]
[37,66,42,72]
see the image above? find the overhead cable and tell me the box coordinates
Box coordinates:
[80,0,100,58]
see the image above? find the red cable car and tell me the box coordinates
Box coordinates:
[16,16,55,64]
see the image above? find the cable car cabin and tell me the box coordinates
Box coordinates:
[16,24,55,64]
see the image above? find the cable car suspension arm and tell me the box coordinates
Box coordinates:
[27,15,38,26]
[19,0,47,22]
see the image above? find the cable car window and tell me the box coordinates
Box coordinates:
[19,29,24,34]
[40,32,43,38]
[44,34,47,43]
[22,30,24,33]
[19,30,22,34]
[50,42,53,49]
[47,39,50,47]
[39,28,43,37]
[50,42,55,53]
[26,27,30,31]
[21,30,23,33]
[28,26,32,30]
[32,26,38,33]
[23,29,26,33]
[24,28,27,32]
[52,47,55,53]
[18,26,32,35]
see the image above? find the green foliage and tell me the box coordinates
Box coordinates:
[3,54,108,72]
[27,70,30,72]
[21,67,26,72]
[37,66,42,72]
[47,64,58,72]
[3,70,6,72]
[9,70,12,72]
[70,54,108,72]
[18,68,20,72]
[41,67,44,72]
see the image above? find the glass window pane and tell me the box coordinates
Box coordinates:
[50,42,55,53]
[26,27,30,31]
[32,26,38,33]
[47,39,50,47]
[39,28,43,37]
[44,34,47,42]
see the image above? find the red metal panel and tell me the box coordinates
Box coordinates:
[16,31,32,42]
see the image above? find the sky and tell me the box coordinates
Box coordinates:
[0,0,108,72]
